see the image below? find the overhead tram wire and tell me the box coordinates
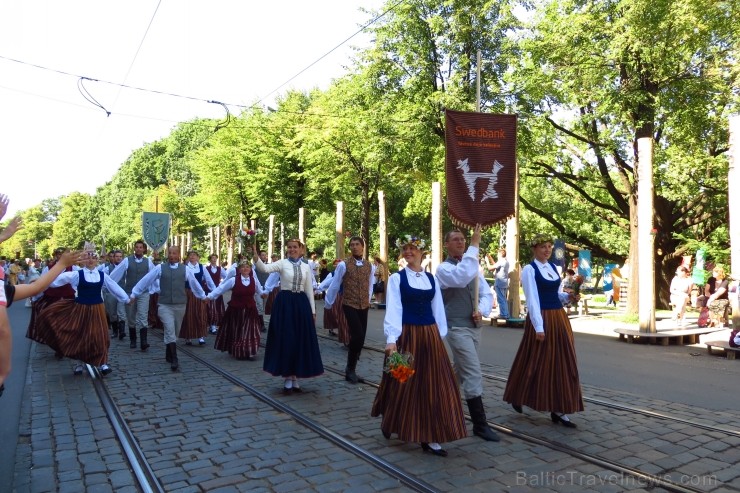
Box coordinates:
[0,0,410,124]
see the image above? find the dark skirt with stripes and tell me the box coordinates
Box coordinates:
[179,290,208,339]
[214,305,261,359]
[264,288,278,315]
[207,295,225,327]
[263,290,324,378]
[35,301,110,366]
[323,294,349,343]
[503,308,584,414]
[148,293,163,329]
[26,295,72,344]
[371,323,467,444]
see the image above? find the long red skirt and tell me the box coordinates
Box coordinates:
[207,296,225,327]
[148,293,163,329]
[35,301,110,366]
[323,294,349,344]
[214,305,261,359]
[264,288,278,315]
[503,308,584,414]
[179,290,207,339]
[26,295,72,344]
[371,323,467,444]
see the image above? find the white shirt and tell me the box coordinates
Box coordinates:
[130,263,207,300]
[435,245,493,317]
[521,260,570,333]
[206,274,264,300]
[49,268,130,303]
[383,267,448,344]
[108,255,155,283]
[254,258,315,314]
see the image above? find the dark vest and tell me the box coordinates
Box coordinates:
[398,270,437,326]
[187,264,205,291]
[531,261,563,310]
[76,270,104,305]
[124,255,149,294]
[341,257,372,310]
[206,265,221,294]
[160,264,187,304]
[441,257,476,328]
[228,272,256,309]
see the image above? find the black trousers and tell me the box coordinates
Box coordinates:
[342,305,369,359]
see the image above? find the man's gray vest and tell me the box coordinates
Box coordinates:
[441,257,477,328]
[159,264,187,304]
[124,255,149,294]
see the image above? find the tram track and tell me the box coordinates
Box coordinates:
[86,328,732,493]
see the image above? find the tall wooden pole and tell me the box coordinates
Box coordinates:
[378,191,388,262]
[298,208,305,246]
[728,115,740,328]
[637,136,656,333]
[431,182,442,274]
[268,215,275,260]
[336,201,345,258]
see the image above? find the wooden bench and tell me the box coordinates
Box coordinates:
[704,339,740,360]
[614,326,723,346]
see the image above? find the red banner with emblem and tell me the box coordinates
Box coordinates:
[444,110,517,228]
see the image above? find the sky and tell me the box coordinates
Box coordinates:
[0,0,386,218]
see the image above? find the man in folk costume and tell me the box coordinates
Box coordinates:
[110,240,154,350]
[324,236,375,384]
[103,250,127,341]
[130,246,206,371]
[436,225,500,442]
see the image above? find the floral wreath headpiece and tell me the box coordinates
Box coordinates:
[395,235,427,250]
[528,233,554,248]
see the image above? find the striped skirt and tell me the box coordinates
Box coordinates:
[35,301,110,366]
[207,295,225,327]
[178,290,207,339]
[371,323,467,444]
[264,288,278,315]
[26,295,72,344]
[503,308,584,414]
[214,305,261,359]
[148,293,163,329]
[323,294,349,344]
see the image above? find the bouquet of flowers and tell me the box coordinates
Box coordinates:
[384,351,415,383]
[572,274,584,295]
[240,228,259,250]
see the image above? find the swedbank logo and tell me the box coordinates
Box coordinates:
[454,126,506,139]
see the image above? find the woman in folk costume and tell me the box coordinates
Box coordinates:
[26,247,79,345]
[318,259,349,342]
[36,243,130,375]
[503,234,584,428]
[205,254,226,334]
[180,251,216,345]
[207,260,265,360]
[371,235,467,457]
[252,240,323,393]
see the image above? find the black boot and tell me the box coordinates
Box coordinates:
[140,328,150,351]
[259,315,266,332]
[165,343,172,363]
[467,396,500,442]
[168,343,178,371]
[345,352,359,384]
[129,327,137,348]
[118,321,126,340]
[110,321,118,339]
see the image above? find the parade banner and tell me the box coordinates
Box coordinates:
[577,250,592,281]
[444,109,517,228]
[552,239,566,273]
[142,212,170,252]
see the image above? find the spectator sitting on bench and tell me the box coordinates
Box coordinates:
[561,269,577,313]
[669,266,693,326]
[705,266,730,328]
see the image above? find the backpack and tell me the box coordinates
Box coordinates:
[697,306,710,328]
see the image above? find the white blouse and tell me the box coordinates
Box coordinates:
[254,258,315,314]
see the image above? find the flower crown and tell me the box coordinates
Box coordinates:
[395,235,427,250]
[528,233,554,248]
